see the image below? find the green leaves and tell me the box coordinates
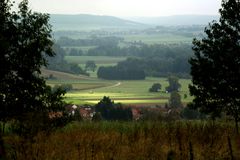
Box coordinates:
[189,0,240,124]
[0,0,66,135]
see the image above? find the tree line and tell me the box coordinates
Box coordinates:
[87,43,193,57]
[46,44,89,76]
[57,35,193,78]
[57,36,123,47]
[97,56,189,80]
[97,65,145,80]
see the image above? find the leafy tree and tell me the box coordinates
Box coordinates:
[166,76,181,93]
[141,109,163,121]
[52,84,73,92]
[92,112,103,121]
[95,96,115,120]
[149,83,162,92]
[169,91,182,108]
[97,65,145,80]
[0,0,66,135]
[85,60,97,72]
[189,0,240,132]
[180,106,204,120]
[70,63,87,75]
[95,97,132,120]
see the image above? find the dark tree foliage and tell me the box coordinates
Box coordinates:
[46,44,88,76]
[97,58,146,80]
[58,35,192,77]
[52,84,73,92]
[166,76,181,93]
[180,106,205,120]
[57,36,123,47]
[97,66,145,80]
[189,0,240,131]
[169,91,183,108]
[95,96,115,120]
[85,60,97,72]
[0,0,67,135]
[149,83,162,92]
[95,96,132,121]
[69,48,83,56]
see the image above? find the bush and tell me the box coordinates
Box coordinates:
[52,84,73,92]
[149,83,162,92]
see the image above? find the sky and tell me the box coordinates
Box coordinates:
[13,0,221,17]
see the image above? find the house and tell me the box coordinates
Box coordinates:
[65,104,78,116]
[49,112,63,119]
[79,107,94,120]
[132,108,142,120]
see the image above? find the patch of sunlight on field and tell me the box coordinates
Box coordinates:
[65,92,132,98]
[63,77,193,105]
[67,99,169,105]
[66,92,166,99]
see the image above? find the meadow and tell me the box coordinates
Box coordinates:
[44,67,192,106]
[4,121,240,159]
[123,33,192,44]
[63,46,97,54]
[65,77,192,105]
[65,56,127,66]
[43,54,193,106]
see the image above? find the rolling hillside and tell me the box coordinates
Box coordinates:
[41,69,94,81]
[127,15,220,26]
[50,14,148,31]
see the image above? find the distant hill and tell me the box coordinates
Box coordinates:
[126,15,220,26]
[50,14,148,31]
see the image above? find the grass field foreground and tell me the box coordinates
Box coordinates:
[4,121,240,159]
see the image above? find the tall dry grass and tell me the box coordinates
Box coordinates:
[3,121,240,160]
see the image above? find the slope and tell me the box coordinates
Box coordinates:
[50,14,148,31]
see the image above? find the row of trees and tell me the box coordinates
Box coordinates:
[97,57,189,80]
[97,66,145,80]
[46,44,89,76]
[59,38,192,77]
[57,36,123,47]
[95,96,132,121]
[87,43,193,58]
[149,76,181,93]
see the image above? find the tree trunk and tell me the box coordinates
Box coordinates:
[235,119,239,134]
[2,122,5,134]
[227,136,234,160]
[0,134,5,159]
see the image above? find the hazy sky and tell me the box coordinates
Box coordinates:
[14,0,221,17]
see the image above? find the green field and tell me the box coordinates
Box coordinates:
[64,77,192,105]
[63,46,97,53]
[44,68,192,106]
[65,56,127,77]
[46,54,193,106]
[65,56,127,65]
[117,34,192,44]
